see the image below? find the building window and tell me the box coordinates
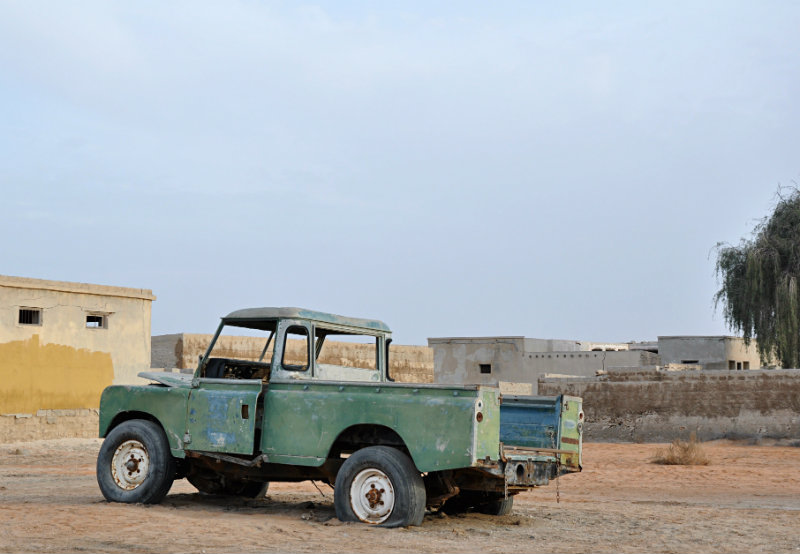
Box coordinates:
[681,360,699,364]
[479,364,492,374]
[18,308,42,326]
[736,362,742,370]
[86,314,107,329]
[743,361,750,369]
[728,360,736,370]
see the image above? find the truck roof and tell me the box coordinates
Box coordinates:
[222,307,391,333]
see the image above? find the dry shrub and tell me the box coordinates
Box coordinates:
[651,432,710,466]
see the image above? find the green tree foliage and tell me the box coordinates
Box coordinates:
[715,188,800,368]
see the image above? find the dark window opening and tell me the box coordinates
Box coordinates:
[86,314,107,329]
[743,361,750,370]
[736,362,742,370]
[728,360,736,370]
[479,364,492,374]
[282,326,310,371]
[681,360,699,364]
[18,308,41,326]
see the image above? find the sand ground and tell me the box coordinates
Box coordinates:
[0,439,798,553]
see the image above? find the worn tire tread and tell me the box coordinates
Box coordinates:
[334,446,425,527]
[96,419,175,504]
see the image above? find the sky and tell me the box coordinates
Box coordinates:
[1,1,798,345]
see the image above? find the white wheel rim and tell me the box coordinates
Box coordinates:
[111,439,150,491]
[349,468,395,524]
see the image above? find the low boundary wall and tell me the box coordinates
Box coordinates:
[539,369,800,442]
[0,409,98,443]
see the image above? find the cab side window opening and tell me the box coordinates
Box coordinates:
[314,328,379,372]
[282,326,310,371]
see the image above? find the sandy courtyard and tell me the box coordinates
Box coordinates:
[0,439,798,553]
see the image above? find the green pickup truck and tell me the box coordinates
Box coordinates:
[96,308,583,527]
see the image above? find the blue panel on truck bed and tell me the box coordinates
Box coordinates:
[499,395,561,449]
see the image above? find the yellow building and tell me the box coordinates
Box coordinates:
[0,275,155,417]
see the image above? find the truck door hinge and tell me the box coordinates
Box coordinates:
[183,432,192,444]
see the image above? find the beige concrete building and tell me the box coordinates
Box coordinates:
[0,275,155,415]
[657,336,765,370]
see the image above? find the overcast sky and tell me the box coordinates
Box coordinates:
[1,1,798,345]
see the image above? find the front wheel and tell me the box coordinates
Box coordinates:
[334,446,425,527]
[96,419,175,504]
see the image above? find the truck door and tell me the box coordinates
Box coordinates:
[185,378,262,455]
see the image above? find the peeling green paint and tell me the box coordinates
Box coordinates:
[98,382,191,458]
[261,382,480,472]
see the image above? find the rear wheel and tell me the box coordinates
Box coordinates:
[96,419,175,504]
[334,446,425,527]
[187,473,269,498]
[476,495,514,516]
[443,491,514,516]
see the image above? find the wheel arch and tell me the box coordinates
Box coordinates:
[103,410,160,437]
[328,424,418,469]
[102,411,185,458]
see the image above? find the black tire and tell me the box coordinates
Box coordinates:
[334,446,425,527]
[443,492,514,516]
[476,495,514,516]
[187,474,269,498]
[96,419,175,504]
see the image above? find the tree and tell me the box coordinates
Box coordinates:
[714,187,800,368]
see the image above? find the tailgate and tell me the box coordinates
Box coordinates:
[499,394,583,472]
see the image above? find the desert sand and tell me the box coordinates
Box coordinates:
[1,439,798,553]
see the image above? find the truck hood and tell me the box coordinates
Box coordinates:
[138,371,194,388]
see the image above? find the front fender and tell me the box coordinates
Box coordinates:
[99,384,191,458]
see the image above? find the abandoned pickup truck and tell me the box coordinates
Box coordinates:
[96,308,583,527]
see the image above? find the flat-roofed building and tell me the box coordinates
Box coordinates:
[657,336,765,370]
[0,275,155,415]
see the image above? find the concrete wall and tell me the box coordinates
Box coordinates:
[658,336,763,369]
[430,337,525,387]
[0,409,98,443]
[524,350,658,378]
[539,369,800,442]
[151,333,181,370]
[523,338,580,352]
[0,275,155,415]
[152,333,434,383]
